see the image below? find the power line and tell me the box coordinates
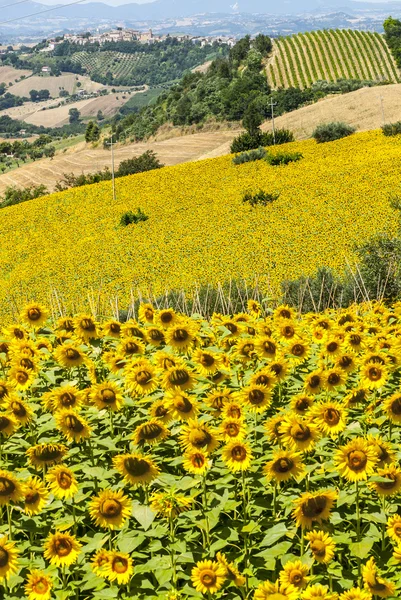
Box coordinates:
[0,0,32,10]
[0,0,88,25]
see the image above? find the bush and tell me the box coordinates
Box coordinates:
[230,129,295,153]
[120,208,149,226]
[242,189,280,207]
[382,121,401,137]
[265,151,303,166]
[263,129,295,146]
[1,184,48,208]
[313,122,356,143]
[232,147,267,165]
[116,151,163,177]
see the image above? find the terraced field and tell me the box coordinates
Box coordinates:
[268,29,400,89]
[71,51,145,81]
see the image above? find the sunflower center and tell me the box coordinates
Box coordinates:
[10,400,26,417]
[200,354,215,367]
[311,540,326,557]
[0,476,15,496]
[100,389,116,403]
[0,416,11,431]
[292,344,305,357]
[65,415,84,433]
[60,392,76,407]
[241,343,254,356]
[57,471,73,489]
[54,538,72,557]
[124,457,150,476]
[28,308,42,321]
[339,356,352,368]
[149,329,164,341]
[391,398,401,415]
[189,429,211,448]
[127,327,144,339]
[0,385,7,398]
[136,370,152,385]
[110,323,121,334]
[225,323,238,334]
[155,405,168,417]
[174,397,193,413]
[308,375,321,389]
[100,499,122,518]
[33,580,49,593]
[35,446,63,461]
[327,342,338,353]
[65,348,80,360]
[140,423,163,440]
[290,424,311,441]
[124,342,139,354]
[226,423,240,437]
[302,496,327,518]
[192,454,205,468]
[25,491,40,505]
[347,450,367,471]
[377,445,389,461]
[368,366,382,381]
[161,312,174,324]
[328,373,340,385]
[289,570,303,585]
[200,570,216,587]
[274,458,294,473]
[370,583,388,592]
[169,369,189,386]
[20,358,34,370]
[377,473,397,490]
[231,445,247,461]
[296,398,310,411]
[80,319,95,332]
[282,326,295,338]
[270,363,283,376]
[324,408,340,425]
[226,406,241,419]
[350,334,361,345]
[174,329,189,342]
[0,548,9,567]
[394,524,401,537]
[249,389,265,405]
[263,341,276,355]
[14,328,24,339]
[16,371,29,383]
[112,556,129,574]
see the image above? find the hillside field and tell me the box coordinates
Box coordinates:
[0,130,397,320]
[268,30,400,89]
[8,73,106,98]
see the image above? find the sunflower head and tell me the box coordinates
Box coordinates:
[264,450,305,483]
[113,453,160,487]
[305,530,336,564]
[150,490,193,519]
[21,303,49,328]
[191,560,226,595]
[27,443,67,467]
[0,469,24,505]
[132,419,169,446]
[46,465,78,499]
[0,535,19,581]
[183,449,210,475]
[103,551,134,585]
[44,531,81,567]
[24,570,53,600]
[222,441,252,472]
[89,489,132,530]
[23,477,49,515]
[293,489,338,529]
[279,560,309,589]
[334,437,377,482]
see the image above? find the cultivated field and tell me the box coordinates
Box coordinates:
[0,65,32,86]
[8,73,106,98]
[267,30,400,89]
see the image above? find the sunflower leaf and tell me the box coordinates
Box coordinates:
[349,539,374,559]
[260,523,288,547]
[132,504,157,531]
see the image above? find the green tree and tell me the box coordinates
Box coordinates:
[253,34,273,57]
[69,108,80,124]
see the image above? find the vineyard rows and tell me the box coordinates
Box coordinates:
[267,29,400,89]
[71,51,143,79]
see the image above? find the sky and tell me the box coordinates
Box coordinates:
[35,0,393,4]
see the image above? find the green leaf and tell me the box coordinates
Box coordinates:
[349,539,374,559]
[118,534,146,554]
[260,523,288,547]
[132,505,157,531]
[255,541,293,558]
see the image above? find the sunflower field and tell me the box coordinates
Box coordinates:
[0,130,399,321]
[1,299,401,600]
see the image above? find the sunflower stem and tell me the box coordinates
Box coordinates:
[72,497,77,537]
[241,470,249,594]
[381,496,386,552]
[300,528,304,557]
[202,474,210,553]
[273,482,277,519]
[109,410,114,437]
[6,504,12,540]
[355,481,361,542]
[169,513,178,590]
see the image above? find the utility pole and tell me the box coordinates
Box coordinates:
[379,95,385,126]
[270,97,277,145]
[105,131,116,203]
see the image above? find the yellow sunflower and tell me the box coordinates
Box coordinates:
[305,530,336,564]
[54,343,86,369]
[254,580,299,600]
[126,362,159,396]
[383,393,401,423]
[121,320,147,340]
[73,314,99,342]
[149,399,173,423]
[24,570,53,600]
[216,552,245,587]
[191,560,226,594]
[222,401,245,420]
[387,514,401,542]
[310,401,348,437]
[103,551,134,584]
[161,363,196,392]
[43,531,81,567]
[344,387,370,407]
[154,351,178,370]
[23,477,49,515]
[302,583,338,600]
[20,303,49,328]
[55,316,75,333]
[5,396,33,426]
[89,489,131,530]
[280,417,320,453]
[179,419,219,453]
[192,349,223,375]
[292,489,338,529]
[91,548,110,576]
[249,367,277,390]
[0,536,19,581]
[268,356,289,382]
[247,299,262,317]
[0,412,18,438]
[240,384,271,414]
[102,320,122,338]
[362,557,396,598]
[367,436,396,466]
[222,441,253,472]
[150,490,193,518]
[132,419,169,446]
[3,324,27,341]
[113,453,160,487]
[165,320,197,352]
[46,465,78,500]
[323,368,347,391]
[117,337,145,357]
[183,449,211,475]
[166,391,199,421]
[338,588,374,600]
[304,370,324,395]
[138,302,155,323]
[393,544,401,563]
[205,389,233,412]
[255,336,278,360]
[8,366,35,391]
[361,361,388,390]
[287,339,310,364]
[335,353,359,373]
[27,443,67,468]
[218,418,247,443]
[0,469,24,505]
[334,438,377,482]
[48,385,84,412]
[264,450,305,483]
[90,381,125,412]
[276,320,300,341]
[279,560,309,590]
[274,305,296,321]
[154,308,178,329]
[264,414,286,444]
[145,326,165,346]
[290,394,314,416]
[370,464,401,497]
[55,409,91,443]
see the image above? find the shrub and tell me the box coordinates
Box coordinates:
[232,147,267,165]
[382,121,401,137]
[1,184,48,208]
[265,151,303,166]
[313,122,356,143]
[116,151,163,177]
[230,129,295,153]
[242,189,280,207]
[263,129,295,146]
[120,208,149,226]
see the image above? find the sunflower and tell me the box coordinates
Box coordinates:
[117,337,145,357]
[149,399,173,423]
[27,443,67,468]
[113,453,160,487]
[218,418,247,442]
[24,570,53,600]
[103,551,133,585]
[0,536,19,581]
[240,384,271,414]
[9,338,39,359]
[23,477,49,515]
[338,588,373,600]
[48,385,83,412]
[138,303,155,323]
[46,465,78,499]
[191,560,226,594]
[255,337,278,360]
[161,363,196,392]
[89,489,131,530]
[132,419,169,446]
[43,532,81,567]
[103,352,128,374]
[192,349,223,375]
[90,380,124,412]
[268,356,289,382]
[179,420,219,453]
[264,450,305,483]
[304,370,324,395]
[54,343,86,369]
[393,544,401,563]
[264,414,286,444]
[126,362,159,396]
[280,417,320,453]
[290,394,314,416]
[344,387,369,407]
[155,308,178,329]
[370,464,401,497]
[222,401,245,420]
[276,320,300,341]
[56,316,75,333]
[165,320,197,352]
[222,441,252,472]
[383,393,401,423]
[254,580,299,600]
[387,514,401,542]
[5,396,33,426]
[361,361,388,390]
[183,449,210,476]
[216,552,245,587]
[305,530,336,564]
[166,391,199,421]
[323,368,347,391]
[233,339,256,363]
[335,353,358,373]
[102,320,122,338]
[367,436,395,466]
[249,368,277,390]
[8,366,35,391]
[73,314,99,342]
[247,299,262,317]
[3,324,27,341]
[362,557,396,598]
[279,560,309,590]
[321,337,343,358]
[91,548,111,576]
[11,354,39,373]
[293,490,338,529]
[146,326,165,346]
[55,409,91,443]
[0,469,24,507]
[287,339,310,364]
[302,584,338,600]
[0,380,11,404]
[334,438,377,482]
[20,303,49,328]
[310,401,348,437]
[121,320,146,340]
[150,490,193,518]
[154,351,178,370]
[0,412,18,438]
[205,389,233,412]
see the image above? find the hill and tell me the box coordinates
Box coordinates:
[0,129,397,319]
[267,30,400,89]
[8,73,106,98]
